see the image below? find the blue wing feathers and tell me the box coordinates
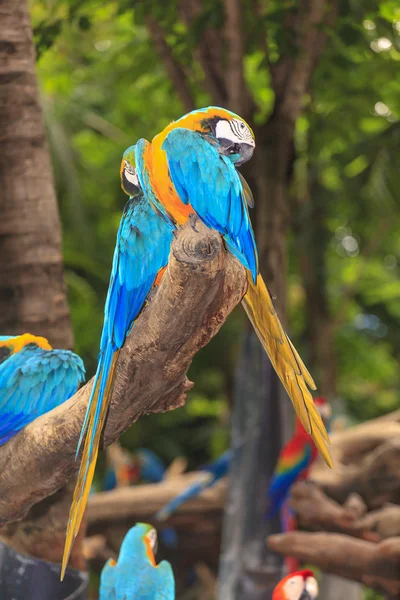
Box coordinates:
[266,446,312,519]
[0,346,85,446]
[77,148,174,460]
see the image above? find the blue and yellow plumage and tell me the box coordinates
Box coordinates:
[144,107,331,467]
[0,334,85,445]
[99,523,175,600]
[61,141,175,579]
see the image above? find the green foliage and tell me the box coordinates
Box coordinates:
[31,0,400,493]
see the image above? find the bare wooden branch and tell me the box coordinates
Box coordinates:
[311,432,400,508]
[0,222,246,525]
[267,532,400,596]
[145,17,195,113]
[289,482,399,542]
[87,475,226,528]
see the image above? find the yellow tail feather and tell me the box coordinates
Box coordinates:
[242,273,332,468]
[60,351,119,580]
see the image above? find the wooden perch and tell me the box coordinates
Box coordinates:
[311,417,400,508]
[267,532,400,596]
[0,221,246,525]
[289,482,400,542]
[87,474,226,529]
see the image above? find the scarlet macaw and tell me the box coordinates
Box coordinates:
[139,107,331,468]
[267,397,331,573]
[0,334,85,445]
[99,523,175,600]
[156,450,231,521]
[272,570,318,600]
[267,397,332,520]
[61,141,174,578]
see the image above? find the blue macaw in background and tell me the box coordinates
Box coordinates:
[135,448,167,483]
[101,447,165,491]
[0,334,85,445]
[62,141,175,578]
[156,450,232,521]
[100,523,175,600]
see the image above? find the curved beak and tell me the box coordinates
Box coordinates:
[299,591,312,600]
[233,141,255,166]
[217,139,255,166]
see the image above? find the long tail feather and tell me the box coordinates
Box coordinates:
[61,348,119,580]
[242,273,332,468]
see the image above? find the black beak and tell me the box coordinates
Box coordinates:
[299,591,312,600]
[231,142,255,166]
[217,139,255,166]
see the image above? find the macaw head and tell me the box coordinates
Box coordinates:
[0,334,52,355]
[173,106,255,166]
[273,570,319,600]
[118,523,159,566]
[120,145,141,197]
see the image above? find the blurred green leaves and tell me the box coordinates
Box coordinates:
[30,0,400,474]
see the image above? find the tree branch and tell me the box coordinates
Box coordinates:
[270,0,338,124]
[0,222,246,525]
[267,532,400,596]
[289,482,400,542]
[223,0,254,115]
[145,16,195,113]
[87,475,226,529]
[179,0,228,105]
[311,426,400,508]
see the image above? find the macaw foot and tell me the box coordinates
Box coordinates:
[189,212,200,233]
[146,287,159,302]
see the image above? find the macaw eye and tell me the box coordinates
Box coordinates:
[240,122,246,129]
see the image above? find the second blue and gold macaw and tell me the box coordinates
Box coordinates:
[61,141,174,579]
[0,334,84,445]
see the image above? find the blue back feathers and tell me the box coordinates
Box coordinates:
[100,524,175,600]
[0,342,85,445]
[78,141,175,455]
[162,128,258,282]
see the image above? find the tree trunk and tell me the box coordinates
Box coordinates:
[0,0,83,596]
[218,333,284,600]
[294,182,337,397]
[0,0,72,348]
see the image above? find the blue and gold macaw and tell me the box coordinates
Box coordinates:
[0,334,84,445]
[61,141,175,579]
[156,450,231,521]
[139,107,331,467]
[99,523,175,600]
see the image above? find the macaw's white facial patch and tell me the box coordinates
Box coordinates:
[146,528,158,553]
[305,576,319,599]
[283,575,306,600]
[215,119,255,147]
[124,161,139,187]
